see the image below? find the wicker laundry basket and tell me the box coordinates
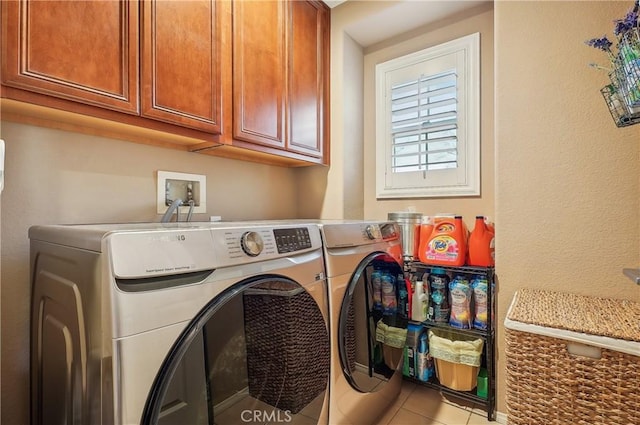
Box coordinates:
[504,289,640,425]
[243,280,330,414]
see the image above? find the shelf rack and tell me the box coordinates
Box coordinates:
[405,262,496,422]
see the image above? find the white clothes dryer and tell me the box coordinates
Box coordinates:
[319,221,407,425]
[30,222,330,425]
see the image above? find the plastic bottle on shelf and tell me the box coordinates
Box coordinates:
[381,271,397,315]
[471,276,489,330]
[404,275,413,320]
[484,216,495,234]
[411,280,428,322]
[416,331,433,382]
[449,274,472,329]
[417,216,434,263]
[371,264,383,311]
[468,216,495,267]
[422,216,467,266]
[428,268,450,323]
[397,274,409,319]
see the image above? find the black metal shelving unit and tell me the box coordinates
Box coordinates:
[404,263,496,422]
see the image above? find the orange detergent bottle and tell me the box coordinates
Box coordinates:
[417,216,434,263]
[468,216,495,267]
[420,216,467,266]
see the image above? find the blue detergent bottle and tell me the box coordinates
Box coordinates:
[416,332,433,382]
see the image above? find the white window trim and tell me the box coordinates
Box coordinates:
[375,32,480,199]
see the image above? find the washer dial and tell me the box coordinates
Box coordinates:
[241,231,264,257]
[365,224,381,240]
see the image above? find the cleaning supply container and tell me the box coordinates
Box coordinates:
[428,328,484,391]
[417,216,434,262]
[388,212,423,262]
[427,268,450,323]
[411,280,428,322]
[505,289,640,425]
[468,216,495,266]
[420,216,467,266]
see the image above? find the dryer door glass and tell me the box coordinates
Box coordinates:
[141,276,330,425]
[339,252,407,392]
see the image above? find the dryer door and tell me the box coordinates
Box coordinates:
[339,252,407,392]
[141,276,330,425]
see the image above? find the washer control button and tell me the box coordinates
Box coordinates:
[240,231,264,257]
[365,225,381,240]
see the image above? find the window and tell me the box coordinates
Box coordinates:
[375,33,480,198]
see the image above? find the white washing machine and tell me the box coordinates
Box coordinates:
[29,222,330,425]
[319,221,407,425]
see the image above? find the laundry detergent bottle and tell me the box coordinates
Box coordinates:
[417,216,434,264]
[421,216,467,266]
[468,216,495,267]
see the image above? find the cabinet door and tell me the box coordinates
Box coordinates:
[287,0,329,159]
[233,0,286,149]
[141,0,227,133]
[1,0,139,114]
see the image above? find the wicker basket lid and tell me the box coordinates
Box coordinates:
[506,288,640,343]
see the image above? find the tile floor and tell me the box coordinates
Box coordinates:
[213,379,494,425]
[375,380,494,425]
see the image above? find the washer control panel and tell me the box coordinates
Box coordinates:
[240,231,264,257]
[274,227,312,253]
[214,224,321,264]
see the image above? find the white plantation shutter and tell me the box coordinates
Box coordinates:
[391,70,458,173]
[375,33,479,198]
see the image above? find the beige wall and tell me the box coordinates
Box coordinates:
[0,121,300,425]
[495,0,640,415]
[296,4,369,220]
[362,4,495,225]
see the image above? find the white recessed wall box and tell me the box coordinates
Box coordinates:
[156,171,207,215]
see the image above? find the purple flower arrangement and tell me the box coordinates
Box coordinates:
[587,0,640,126]
[586,36,614,54]
[585,0,639,61]
[614,9,639,37]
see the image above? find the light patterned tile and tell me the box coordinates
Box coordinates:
[403,385,443,404]
[388,408,447,425]
[466,412,494,425]
[402,385,471,425]
[469,403,489,417]
[441,393,476,411]
[374,380,417,425]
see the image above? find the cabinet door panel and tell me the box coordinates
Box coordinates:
[288,0,328,158]
[1,0,139,114]
[233,0,285,148]
[141,0,224,133]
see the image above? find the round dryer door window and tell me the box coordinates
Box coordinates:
[339,252,407,393]
[141,276,330,425]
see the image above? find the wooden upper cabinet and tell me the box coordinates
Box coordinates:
[1,0,139,114]
[1,0,327,166]
[232,0,329,162]
[288,0,328,159]
[140,0,226,133]
[232,0,286,149]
